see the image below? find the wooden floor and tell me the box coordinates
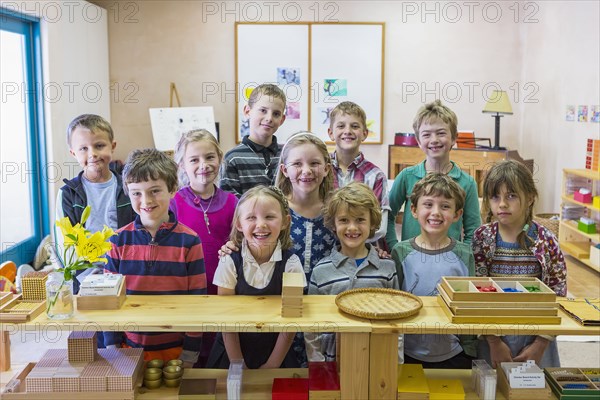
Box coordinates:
[565,255,600,298]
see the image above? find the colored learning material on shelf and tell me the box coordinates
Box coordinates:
[557,298,600,326]
[427,378,465,399]
[397,363,429,399]
[585,138,599,171]
[272,377,309,400]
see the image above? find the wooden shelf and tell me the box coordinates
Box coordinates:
[564,168,600,180]
[560,240,591,259]
[560,220,600,242]
[561,194,600,212]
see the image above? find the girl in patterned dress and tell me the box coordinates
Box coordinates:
[275,131,336,367]
[472,160,566,368]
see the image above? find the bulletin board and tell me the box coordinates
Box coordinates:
[236,23,310,143]
[235,22,385,144]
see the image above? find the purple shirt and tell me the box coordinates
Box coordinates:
[170,185,238,294]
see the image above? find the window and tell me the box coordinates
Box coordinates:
[1,9,49,266]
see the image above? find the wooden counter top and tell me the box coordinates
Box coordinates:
[3,295,371,333]
[371,297,600,335]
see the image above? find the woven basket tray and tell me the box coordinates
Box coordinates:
[335,288,423,320]
[534,213,560,237]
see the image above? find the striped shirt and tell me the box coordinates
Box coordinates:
[330,151,390,210]
[219,135,282,197]
[104,212,206,352]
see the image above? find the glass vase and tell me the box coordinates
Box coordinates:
[45,273,74,320]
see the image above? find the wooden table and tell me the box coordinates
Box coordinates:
[2,295,598,399]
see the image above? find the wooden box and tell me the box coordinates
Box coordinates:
[0,294,45,323]
[497,362,551,399]
[76,276,126,310]
[0,291,13,306]
[440,277,556,302]
[545,368,600,400]
[437,294,561,325]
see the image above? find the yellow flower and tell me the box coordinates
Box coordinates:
[74,231,114,264]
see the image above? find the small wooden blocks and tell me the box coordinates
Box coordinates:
[21,270,51,300]
[282,272,304,318]
[67,331,98,362]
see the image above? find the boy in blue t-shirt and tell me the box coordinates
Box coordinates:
[392,173,476,368]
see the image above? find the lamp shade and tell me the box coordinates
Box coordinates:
[482,90,513,114]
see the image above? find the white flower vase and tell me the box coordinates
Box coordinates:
[45,273,74,320]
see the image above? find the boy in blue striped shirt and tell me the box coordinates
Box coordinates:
[306,182,399,361]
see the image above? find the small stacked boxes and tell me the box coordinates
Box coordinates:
[25,349,66,392]
[585,138,600,171]
[437,277,560,324]
[282,272,304,318]
[68,331,98,362]
[21,270,51,300]
[308,362,340,400]
[24,341,144,394]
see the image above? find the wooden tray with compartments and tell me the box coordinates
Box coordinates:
[1,362,141,400]
[545,368,600,400]
[496,362,552,399]
[440,277,556,302]
[75,275,126,310]
[0,295,45,323]
[437,294,561,324]
[0,291,13,306]
[437,286,558,316]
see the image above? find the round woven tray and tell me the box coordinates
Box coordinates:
[534,213,559,237]
[335,288,423,320]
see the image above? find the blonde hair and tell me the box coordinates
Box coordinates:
[482,160,538,248]
[409,173,466,212]
[329,101,367,130]
[412,100,458,142]
[67,114,114,147]
[174,129,222,186]
[229,185,292,250]
[275,131,333,201]
[324,182,381,239]
[248,83,287,109]
[122,148,178,195]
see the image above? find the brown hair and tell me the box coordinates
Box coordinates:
[482,160,538,248]
[229,185,292,250]
[275,131,333,201]
[324,182,381,239]
[174,129,222,186]
[248,83,287,109]
[328,101,367,131]
[409,173,466,212]
[122,148,179,195]
[412,100,458,142]
[66,114,114,147]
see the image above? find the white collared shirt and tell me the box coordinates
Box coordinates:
[213,240,306,290]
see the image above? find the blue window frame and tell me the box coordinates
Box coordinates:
[1,9,49,266]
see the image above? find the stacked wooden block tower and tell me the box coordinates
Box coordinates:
[281,272,304,318]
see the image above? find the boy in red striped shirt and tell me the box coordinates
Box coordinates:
[104,148,206,367]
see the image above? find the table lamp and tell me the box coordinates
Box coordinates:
[482,90,513,150]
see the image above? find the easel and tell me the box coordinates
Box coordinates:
[163,82,181,159]
[169,82,182,108]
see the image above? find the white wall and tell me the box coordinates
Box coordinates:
[1,0,110,223]
[28,0,599,215]
[519,1,600,211]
